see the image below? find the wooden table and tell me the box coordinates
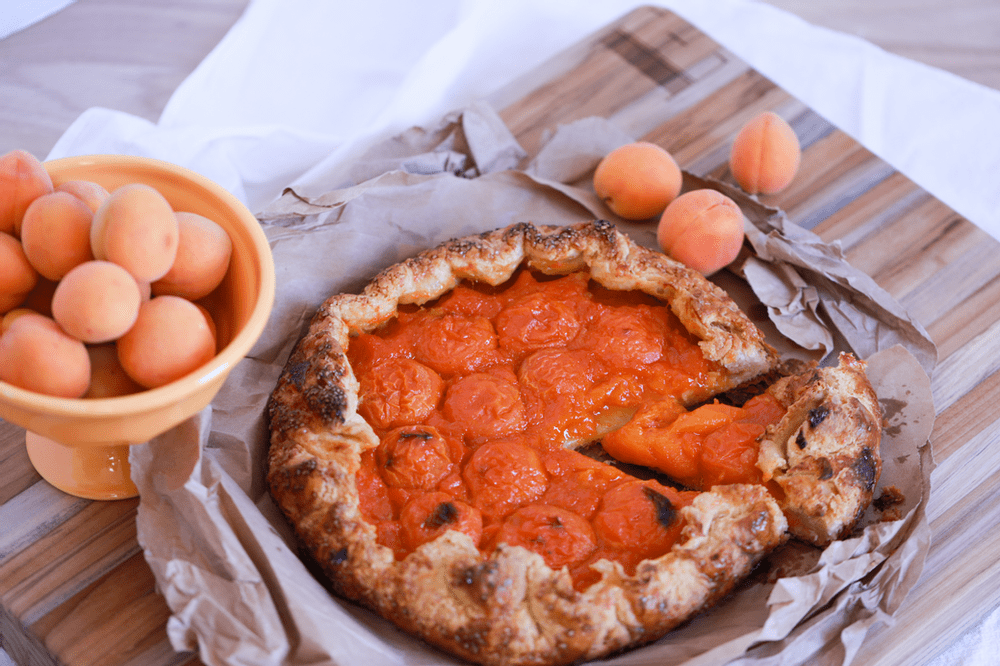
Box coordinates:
[4,4,1000,666]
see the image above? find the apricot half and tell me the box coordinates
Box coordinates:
[657,189,745,275]
[729,111,801,195]
[593,142,682,220]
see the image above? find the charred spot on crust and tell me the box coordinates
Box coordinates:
[642,486,678,528]
[281,339,353,427]
[504,221,533,242]
[300,359,350,425]
[328,547,349,566]
[305,380,350,425]
[451,623,490,656]
[592,218,616,235]
[796,431,808,449]
[458,561,500,604]
[425,501,459,529]
[398,429,435,440]
[460,562,490,587]
[808,405,830,429]
[287,360,310,388]
[273,457,317,493]
[853,448,879,492]
[445,237,490,256]
[818,458,833,480]
[714,374,775,407]
[529,223,568,249]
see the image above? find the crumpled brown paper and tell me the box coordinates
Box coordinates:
[133,103,937,666]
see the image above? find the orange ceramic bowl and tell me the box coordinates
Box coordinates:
[0,155,275,499]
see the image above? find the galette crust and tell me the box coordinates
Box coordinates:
[266,220,877,665]
[758,352,884,546]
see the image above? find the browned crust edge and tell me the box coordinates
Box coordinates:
[759,352,884,546]
[309,220,779,383]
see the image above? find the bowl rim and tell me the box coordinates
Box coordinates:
[0,154,276,418]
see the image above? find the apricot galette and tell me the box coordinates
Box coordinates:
[267,220,882,666]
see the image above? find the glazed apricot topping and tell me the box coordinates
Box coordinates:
[350,269,785,589]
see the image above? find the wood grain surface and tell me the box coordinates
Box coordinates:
[3,3,1000,666]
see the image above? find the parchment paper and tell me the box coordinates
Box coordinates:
[133,103,937,666]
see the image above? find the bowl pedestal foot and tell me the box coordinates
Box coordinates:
[25,431,139,500]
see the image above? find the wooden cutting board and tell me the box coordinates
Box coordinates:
[3,6,999,665]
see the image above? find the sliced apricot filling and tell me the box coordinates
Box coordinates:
[350,269,785,589]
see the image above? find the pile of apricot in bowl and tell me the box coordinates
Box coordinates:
[0,149,233,399]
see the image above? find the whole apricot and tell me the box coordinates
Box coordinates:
[0,149,53,236]
[56,179,110,213]
[593,142,682,220]
[51,260,142,343]
[91,183,179,282]
[0,313,90,398]
[729,111,801,195]
[657,189,745,275]
[21,191,95,281]
[117,295,217,388]
[152,212,232,300]
[0,231,38,306]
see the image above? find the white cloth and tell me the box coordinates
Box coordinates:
[926,601,1000,666]
[46,0,1000,242]
[0,0,75,40]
